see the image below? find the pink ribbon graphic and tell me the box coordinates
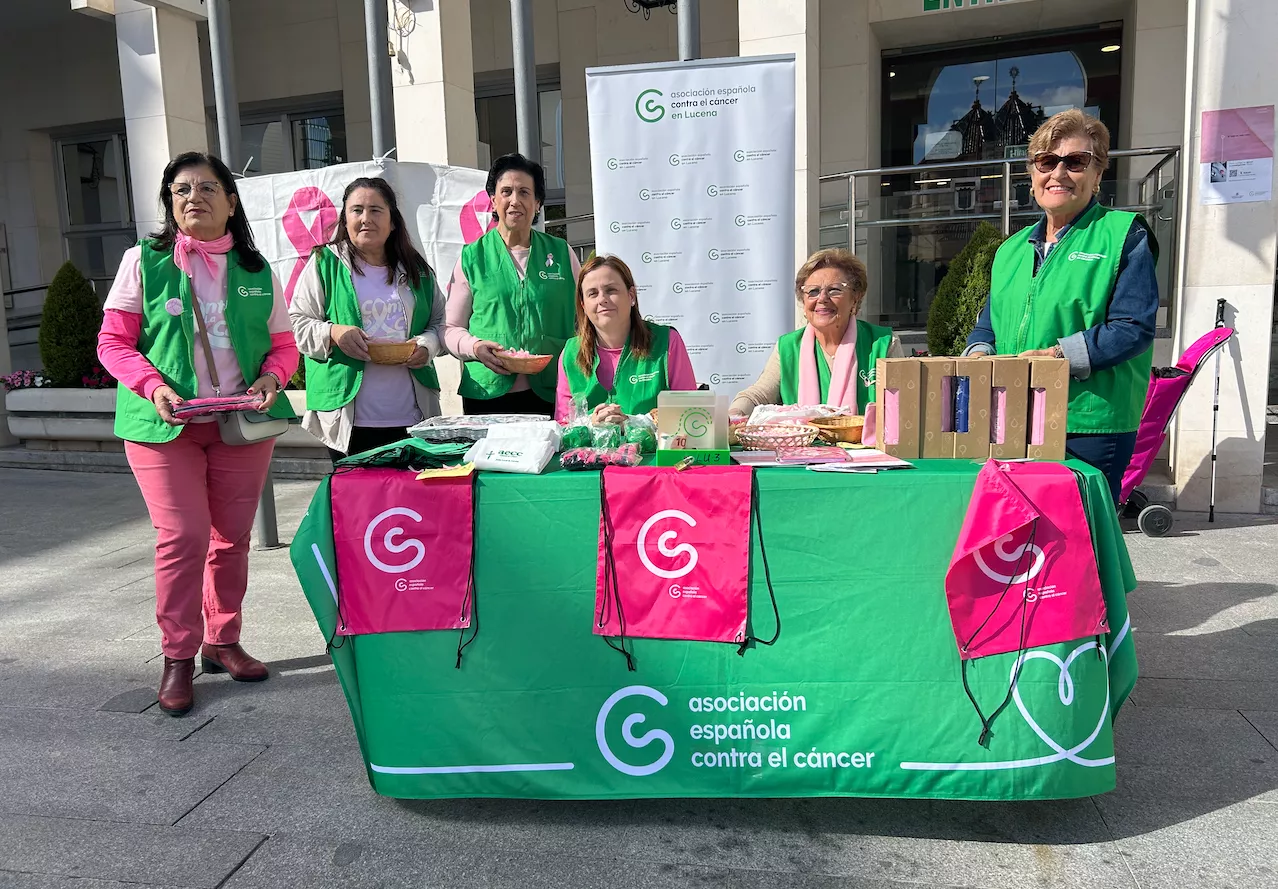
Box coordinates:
[459,190,498,244]
[282,186,339,304]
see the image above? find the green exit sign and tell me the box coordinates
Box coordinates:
[924,0,1018,9]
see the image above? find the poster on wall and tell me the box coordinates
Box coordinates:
[1199,106,1274,205]
[586,55,796,394]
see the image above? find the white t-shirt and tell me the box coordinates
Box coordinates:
[352,265,420,427]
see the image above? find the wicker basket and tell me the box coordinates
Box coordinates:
[811,415,865,444]
[496,351,553,374]
[366,341,416,365]
[735,423,820,451]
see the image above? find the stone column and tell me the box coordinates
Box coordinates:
[114,0,208,237]
[390,0,478,166]
[1171,0,1278,513]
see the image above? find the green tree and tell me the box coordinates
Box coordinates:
[926,222,1005,357]
[38,261,103,387]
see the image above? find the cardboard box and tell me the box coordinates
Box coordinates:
[987,357,1029,460]
[1026,357,1069,461]
[918,357,955,459]
[952,358,993,459]
[874,358,921,459]
[657,391,728,450]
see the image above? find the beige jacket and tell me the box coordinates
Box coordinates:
[288,243,446,452]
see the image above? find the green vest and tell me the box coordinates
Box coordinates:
[113,240,297,444]
[777,319,895,413]
[303,247,441,412]
[560,323,672,416]
[457,228,576,402]
[990,203,1154,434]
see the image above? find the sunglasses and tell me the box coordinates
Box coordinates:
[1032,151,1096,174]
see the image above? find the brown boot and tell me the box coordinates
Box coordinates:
[158,657,195,716]
[200,642,268,682]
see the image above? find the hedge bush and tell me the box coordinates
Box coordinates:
[38,261,103,388]
[926,222,1005,357]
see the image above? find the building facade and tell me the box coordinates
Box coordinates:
[0,0,1273,511]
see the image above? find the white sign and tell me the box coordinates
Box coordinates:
[586,55,796,394]
[1199,106,1275,206]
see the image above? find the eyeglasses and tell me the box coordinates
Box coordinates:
[169,180,224,200]
[800,283,853,301]
[1032,151,1096,174]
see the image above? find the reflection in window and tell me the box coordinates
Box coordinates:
[476,88,564,192]
[57,134,134,283]
[234,111,347,176]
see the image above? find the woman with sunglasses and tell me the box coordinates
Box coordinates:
[731,248,903,417]
[965,109,1159,503]
[96,152,299,717]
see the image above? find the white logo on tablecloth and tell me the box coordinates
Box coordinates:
[637,510,699,579]
[363,507,426,574]
[596,685,674,776]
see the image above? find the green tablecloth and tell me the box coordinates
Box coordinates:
[291,457,1137,801]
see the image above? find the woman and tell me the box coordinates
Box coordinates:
[731,248,903,417]
[289,177,444,460]
[555,254,698,424]
[965,109,1159,502]
[96,152,298,717]
[445,153,580,415]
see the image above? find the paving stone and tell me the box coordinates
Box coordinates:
[1112,706,1277,765]
[1132,678,1278,711]
[0,874,167,888]
[0,813,264,888]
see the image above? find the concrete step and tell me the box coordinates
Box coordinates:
[0,445,331,479]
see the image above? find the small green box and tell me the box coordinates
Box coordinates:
[655,448,733,467]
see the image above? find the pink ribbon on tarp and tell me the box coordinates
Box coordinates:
[944,460,1107,661]
[282,186,339,304]
[459,189,498,244]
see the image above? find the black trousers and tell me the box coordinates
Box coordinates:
[327,425,411,464]
[462,389,553,416]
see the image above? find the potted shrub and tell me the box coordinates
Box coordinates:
[926,222,1005,357]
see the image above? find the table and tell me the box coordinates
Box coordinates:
[290,457,1137,801]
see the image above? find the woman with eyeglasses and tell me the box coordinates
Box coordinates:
[96,152,299,717]
[965,109,1159,503]
[730,248,903,417]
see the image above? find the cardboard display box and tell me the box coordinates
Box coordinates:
[1025,357,1069,461]
[987,356,1029,460]
[952,358,992,459]
[874,358,921,459]
[918,358,956,459]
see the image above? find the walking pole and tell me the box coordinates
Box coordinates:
[1208,298,1227,523]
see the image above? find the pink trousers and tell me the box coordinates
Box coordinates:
[125,421,275,658]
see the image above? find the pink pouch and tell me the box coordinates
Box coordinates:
[331,468,474,637]
[597,466,753,652]
[171,393,264,418]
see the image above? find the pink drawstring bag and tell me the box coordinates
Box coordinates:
[596,466,757,663]
[331,468,475,645]
[944,461,1107,744]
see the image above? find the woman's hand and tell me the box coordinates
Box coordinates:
[1019,346,1063,359]
[473,341,511,375]
[591,402,625,426]
[330,324,371,361]
[405,344,433,369]
[151,385,186,426]
[247,373,281,412]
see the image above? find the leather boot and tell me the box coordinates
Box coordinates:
[158,657,195,716]
[200,642,269,682]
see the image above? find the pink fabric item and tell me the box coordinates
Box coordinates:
[172,394,264,419]
[1029,389,1047,446]
[798,321,857,408]
[991,388,1008,445]
[596,465,752,644]
[331,468,474,635]
[944,460,1107,660]
[172,231,234,280]
[125,421,276,658]
[861,402,878,447]
[553,328,698,423]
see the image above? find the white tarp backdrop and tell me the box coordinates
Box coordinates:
[236,159,496,416]
[586,55,796,394]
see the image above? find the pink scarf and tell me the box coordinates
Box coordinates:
[172,231,235,279]
[798,319,858,409]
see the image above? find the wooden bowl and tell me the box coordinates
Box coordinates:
[496,350,553,374]
[366,341,416,365]
[811,415,865,444]
[735,423,820,451]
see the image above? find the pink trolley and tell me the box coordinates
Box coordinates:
[1120,315,1234,537]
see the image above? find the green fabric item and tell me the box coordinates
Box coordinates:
[989,203,1155,433]
[457,229,576,402]
[291,458,1137,801]
[304,247,440,412]
[114,240,296,444]
[777,319,894,412]
[560,323,671,416]
[332,436,471,469]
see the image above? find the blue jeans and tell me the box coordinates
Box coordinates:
[1065,432,1138,506]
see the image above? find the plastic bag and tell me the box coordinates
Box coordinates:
[463,438,555,474]
[746,403,853,426]
[622,412,658,454]
[591,423,624,450]
[483,420,563,451]
[560,444,642,471]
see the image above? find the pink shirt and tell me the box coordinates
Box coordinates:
[97,245,297,402]
[351,264,420,427]
[445,245,583,394]
[554,327,698,423]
